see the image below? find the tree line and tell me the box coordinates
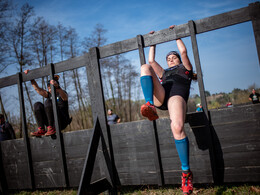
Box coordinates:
[0,1,141,137]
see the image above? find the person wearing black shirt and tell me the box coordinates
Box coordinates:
[107,109,120,125]
[249,89,260,104]
[139,26,196,195]
[0,114,16,141]
[24,70,71,137]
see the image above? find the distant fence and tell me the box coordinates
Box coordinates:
[0,2,260,192]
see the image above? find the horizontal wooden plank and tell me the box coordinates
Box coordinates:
[220,140,260,154]
[118,173,158,185]
[223,168,260,183]
[4,161,31,189]
[1,139,32,189]
[210,104,260,124]
[0,54,89,89]
[195,6,250,34]
[99,6,251,58]
[222,151,260,166]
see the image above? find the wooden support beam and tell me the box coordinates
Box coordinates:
[78,118,102,195]
[87,178,112,195]
[49,63,69,187]
[188,20,209,119]
[87,48,107,131]
[0,143,8,195]
[249,2,260,65]
[86,48,120,189]
[78,117,115,195]
[136,35,165,186]
[137,35,146,65]
[17,72,35,189]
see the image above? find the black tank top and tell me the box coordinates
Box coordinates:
[48,91,69,118]
[161,64,192,85]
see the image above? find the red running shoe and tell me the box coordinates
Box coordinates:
[45,126,56,136]
[182,171,193,195]
[140,102,159,121]
[31,127,47,137]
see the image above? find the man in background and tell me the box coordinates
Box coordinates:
[107,109,120,125]
[0,114,16,141]
[249,89,260,104]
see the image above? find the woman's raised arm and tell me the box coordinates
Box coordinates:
[148,31,164,78]
[176,39,192,71]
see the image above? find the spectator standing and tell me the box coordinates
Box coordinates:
[226,102,233,108]
[0,114,16,141]
[249,89,260,104]
[196,103,203,112]
[107,109,120,125]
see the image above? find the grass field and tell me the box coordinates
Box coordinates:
[9,184,260,195]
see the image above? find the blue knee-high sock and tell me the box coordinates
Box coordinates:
[175,137,190,171]
[140,75,154,105]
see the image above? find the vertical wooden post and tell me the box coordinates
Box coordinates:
[49,63,69,187]
[17,72,35,189]
[86,49,108,132]
[137,35,165,186]
[249,2,260,65]
[86,48,118,188]
[78,117,102,195]
[188,21,209,119]
[0,143,8,195]
[78,117,115,195]
[137,35,146,65]
[188,21,222,184]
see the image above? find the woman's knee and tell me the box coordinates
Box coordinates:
[34,102,44,111]
[141,64,153,75]
[44,99,52,108]
[171,120,184,135]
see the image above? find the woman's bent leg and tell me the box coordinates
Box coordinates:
[31,102,48,136]
[140,64,165,120]
[44,99,54,127]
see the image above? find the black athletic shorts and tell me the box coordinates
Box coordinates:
[156,75,191,110]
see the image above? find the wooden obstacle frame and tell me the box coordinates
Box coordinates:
[0,2,260,194]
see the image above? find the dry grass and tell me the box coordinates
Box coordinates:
[9,184,260,195]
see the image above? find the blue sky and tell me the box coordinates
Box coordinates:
[4,0,260,96]
[13,0,258,43]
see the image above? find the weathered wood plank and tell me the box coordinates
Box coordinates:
[0,54,88,89]
[210,104,260,124]
[249,2,260,64]
[1,139,31,189]
[195,7,250,34]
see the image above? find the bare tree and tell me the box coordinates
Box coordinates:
[0,0,12,72]
[82,23,107,53]
[67,27,88,129]
[9,3,34,72]
[7,3,35,137]
[30,16,57,99]
[57,22,68,90]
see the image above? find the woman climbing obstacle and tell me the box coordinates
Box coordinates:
[24,70,71,137]
[140,25,196,195]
